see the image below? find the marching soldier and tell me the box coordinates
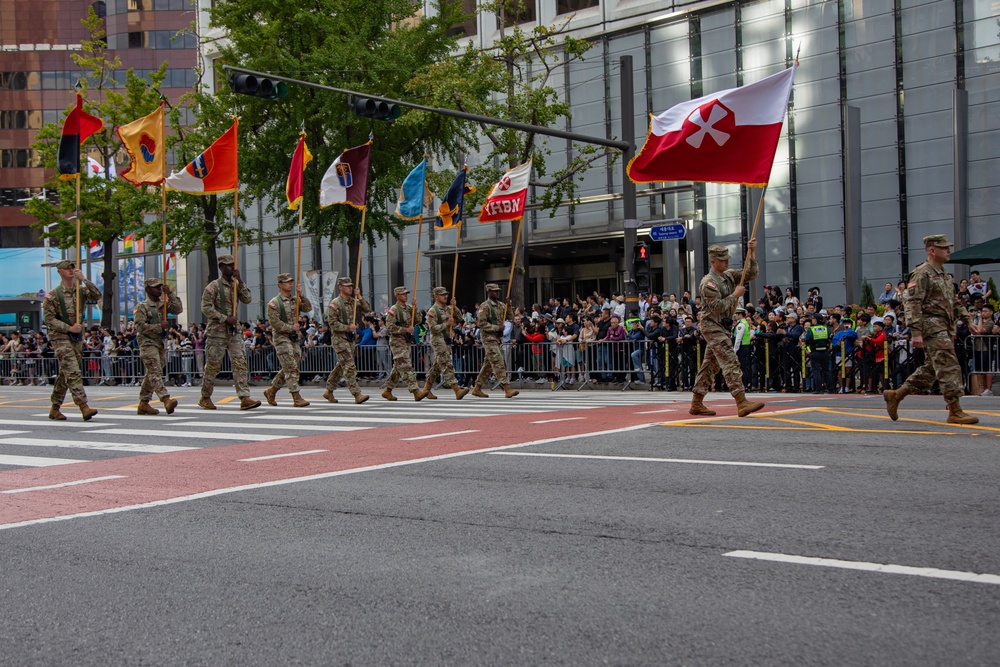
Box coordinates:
[43,259,101,420]
[472,283,518,399]
[133,277,182,415]
[263,273,311,407]
[199,254,261,410]
[688,240,765,417]
[323,277,371,404]
[423,286,470,400]
[381,286,427,401]
[885,235,981,424]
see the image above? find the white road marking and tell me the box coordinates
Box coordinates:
[248,414,434,425]
[633,409,678,415]
[33,413,193,423]
[0,429,29,436]
[529,417,586,424]
[2,475,126,494]
[240,449,328,462]
[0,437,196,454]
[724,550,1000,586]
[0,419,122,428]
[0,454,86,467]
[85,428,283,441]
[401,429,480,441]
[491,452,823,470]
[181,421,367,432]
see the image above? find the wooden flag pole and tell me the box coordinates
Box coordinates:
[295,205,304,322]
[449,220,463,320]
[734,186,766,316]
[410,215,424,328]
[161,184,168,320]
[232,191,239,318]
[502,217,523,323]
[352,209,367,323]
[75,173,82,324]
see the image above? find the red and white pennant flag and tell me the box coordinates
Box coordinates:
[627,64,796,187]
[478,159,531,222]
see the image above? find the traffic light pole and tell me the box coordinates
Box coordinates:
[620,56,639,313]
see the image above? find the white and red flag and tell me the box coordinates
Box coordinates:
[478,159,531,222]
[627,64,796,187]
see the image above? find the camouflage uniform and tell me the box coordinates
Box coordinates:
[134,286,183,402]
[383,290,419,392]
[325,287,371,397]
[692,252,758,397]
[426,299,458,388]
[899,259,970,400]
[267,286,312,394]
[200,273,253,398]
[475,291,509,387]
[43,275,101,408]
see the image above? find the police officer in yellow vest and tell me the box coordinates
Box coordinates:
[803,313,835,394]
[732,307,753,388]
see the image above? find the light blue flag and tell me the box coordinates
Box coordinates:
[394,158,429,220]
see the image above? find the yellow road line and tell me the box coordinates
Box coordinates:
[661,423,978,436]
[216,396,238,404]
[751,416,852,431]
[815,407,1000,433]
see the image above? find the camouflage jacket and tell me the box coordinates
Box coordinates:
[697,259,758,335]
[476,298,502,342]
[386,302,415,341]
[134,293,183,348]
[201,277,252,338]
[326,294,371,338]
[42,280,101,343]
[427,303,453,341]
[268,292,312,345]
[905,261,971,338]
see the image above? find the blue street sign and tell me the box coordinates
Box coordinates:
[649,223,686,241]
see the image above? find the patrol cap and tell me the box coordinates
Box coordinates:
[276,273,293,283]
[708,245,730,260]
[735,306,746,313]
[485,283,500,291]
[56,259,75,270]
[217,254,235,265]
[923,234,953,248]
[393,286,409,296]
[337,277,353,287]
[432,286,449,296]
[144,277,163,288]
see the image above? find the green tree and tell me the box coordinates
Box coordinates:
[411,1,621,308]
[25,8,165,328]
[859,278,876,310]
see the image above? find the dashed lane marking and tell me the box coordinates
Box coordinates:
[530,417,586,424]
[84,428,284,441]
[0,454,86,467]
[401,430,480,441]
[240,449,328,462]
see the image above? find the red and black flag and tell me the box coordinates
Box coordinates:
[58,93,104,180]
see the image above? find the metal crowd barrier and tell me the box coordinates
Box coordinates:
[964,334,999,395]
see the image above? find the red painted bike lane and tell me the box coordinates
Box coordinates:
[0,401,747,529]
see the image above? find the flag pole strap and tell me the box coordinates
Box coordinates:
[352,209,367,323]
[502,218,523,323]
[410,216,424,328]
[232,196,239,318]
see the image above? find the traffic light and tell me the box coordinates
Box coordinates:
[230,74,288,100]
[352,97,402,121]
[633,242,651,291]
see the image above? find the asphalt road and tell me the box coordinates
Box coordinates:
[0,386,997,665]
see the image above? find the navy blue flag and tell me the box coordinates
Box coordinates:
[435,167,475,229]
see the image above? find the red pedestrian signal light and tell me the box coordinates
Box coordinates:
[633,242,651,291]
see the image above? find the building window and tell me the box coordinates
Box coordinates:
[556,0,598,14]
[0,149,34,169]
[0,71,30,90]
[446,0,477,37]
[128,0,145,10]
[128,31,145,48]
[496,0,535,26]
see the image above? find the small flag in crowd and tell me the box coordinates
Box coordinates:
[627,64,796,187]
[124,233,134,253]
[86,156,116,180]
[165,118,239,194]
[285,131,313,211]
[394,158,431,220]
[435,166,474,229]
[89,240,104,259]
[319,141,372,210]
[58,93,104,180]
[117,103,165,186]
[478,160,531,222]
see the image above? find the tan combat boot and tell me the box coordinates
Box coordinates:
[946,399,979,425]
[291,392,310,407]
[240,396,262,411]
[734,392,765,418]
[322,389,338,404]
[381,388,397,401]
[412,387,427,402]
[198,396,217,410]
[502,384,519,399]
[453,385,470,400]
[48,405,66,421]
[137,400,159,416]
[883,386,909,421]
[162,396,178,415]
[689,392,717,416]
[471,384,489,398]
[79,403,98,421]
[422,380,438,400]
[263,386,278,406]
[354,393,370,404]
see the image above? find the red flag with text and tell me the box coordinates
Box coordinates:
[478,160,531,222]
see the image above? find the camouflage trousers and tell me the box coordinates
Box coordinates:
[476,338,508,387]
[201,334,250,398]
[50,340,88,406]
[139,345,169,402]
[326,336,361,396]
[901,333,964,401]
[426,337,457,388]
[384,336,418,392]
[693,328,745,397]
[270,340,302,393]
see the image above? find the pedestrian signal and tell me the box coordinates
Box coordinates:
[633,242,651,291]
